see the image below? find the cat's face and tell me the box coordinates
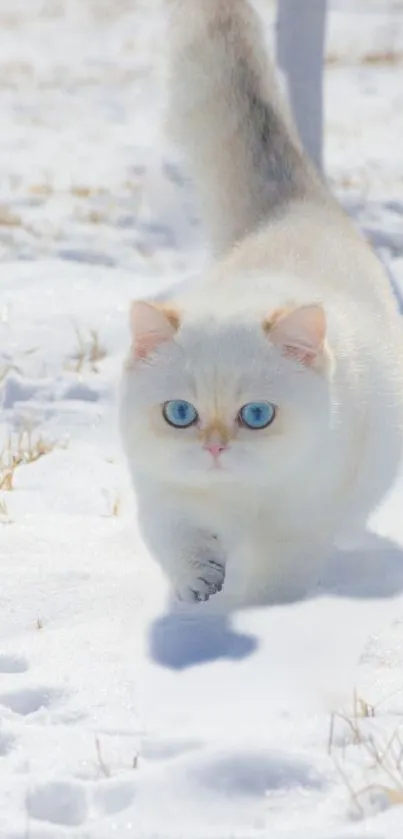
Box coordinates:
[121,300,332,487]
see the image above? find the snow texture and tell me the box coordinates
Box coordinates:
[1,1,403,837]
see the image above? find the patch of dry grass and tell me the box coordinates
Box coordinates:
[0,206,22,227]
[109,493,121,517]
[329,690,403,818]
[85,210,108,225]
[0,428,65,491]
[71,185,106,199]
[29,183,52,197]
[29,183,108,199]
[327,50,403,67]
[360,50,403,65]
[95,735,138,779]
[328,694,375,756]
[66,325,107,374]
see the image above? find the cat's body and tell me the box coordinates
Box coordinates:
[120,0,403,607]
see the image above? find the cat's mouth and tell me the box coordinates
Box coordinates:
[208,461,226,471]
[205,454,230,473]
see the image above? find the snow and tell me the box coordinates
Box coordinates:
[1,1,403,837]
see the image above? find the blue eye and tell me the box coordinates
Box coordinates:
[163,400,198,428]
[238,401,276,430]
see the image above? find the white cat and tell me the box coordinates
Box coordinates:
[120,0,403,608]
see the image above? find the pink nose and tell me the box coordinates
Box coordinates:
[204,443,226,458]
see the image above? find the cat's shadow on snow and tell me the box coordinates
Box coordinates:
[148,603,258,671]
[149,529,403,671]
[322,529,403,600]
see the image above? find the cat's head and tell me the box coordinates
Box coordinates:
[121,299,333,487]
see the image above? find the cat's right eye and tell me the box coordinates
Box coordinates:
[163,400,199,428]
[238,401,276,430]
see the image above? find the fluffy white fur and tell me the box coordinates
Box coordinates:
[120,0,403,608]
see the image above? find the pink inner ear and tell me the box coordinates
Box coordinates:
[268,305,326,366]
[130,300,179,360]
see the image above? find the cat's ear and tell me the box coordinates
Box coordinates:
[266,305,326,366]
[130,300,180,360]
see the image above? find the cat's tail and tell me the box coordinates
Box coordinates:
[165,0,327,255]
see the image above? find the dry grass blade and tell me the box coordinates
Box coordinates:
[334,760,365,820]
[67,325,107,374]
[0,495,12,523]
[328,711,336,755]
[361,729,403,791]
[329,709,366,753]
[88,328,107,370]
[69,325,87,374]
[71,185,104,198]
[111,494,121,517]
[0,470,14,491]
[0,362,22,383]
[95,737,111,778]
[102,490,121,518]
[354,689,375,719]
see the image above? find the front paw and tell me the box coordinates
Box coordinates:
[174,559,226,604]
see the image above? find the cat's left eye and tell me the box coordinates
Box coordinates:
[163,400,199,428]
[238,401,276,430]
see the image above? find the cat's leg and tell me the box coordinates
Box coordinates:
[137,493,227,604]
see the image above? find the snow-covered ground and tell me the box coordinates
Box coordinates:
[1,1,403,837]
